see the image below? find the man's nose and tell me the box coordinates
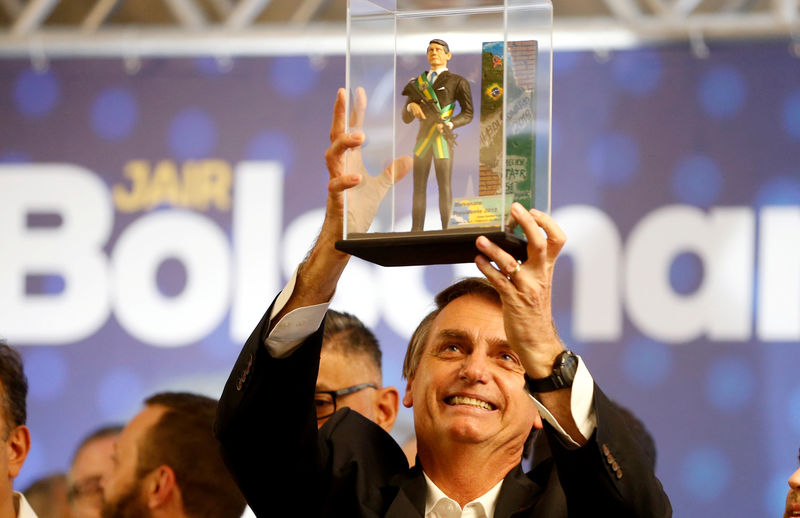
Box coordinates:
[789,467,800,489]
[458,353,490,383]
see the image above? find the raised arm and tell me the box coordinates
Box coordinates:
[474,203,583,442]
[215,88,411,516]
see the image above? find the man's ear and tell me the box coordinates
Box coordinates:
[374,387,399,433]
[401,378,414,409]
[5,425,30,479]
[144,465,178,510]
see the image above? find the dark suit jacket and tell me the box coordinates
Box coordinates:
[215,302,672,517]
[401,70,474,142]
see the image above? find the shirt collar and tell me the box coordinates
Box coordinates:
[423,471,503,518]
[428,67,448,80]
[14,492,39,518]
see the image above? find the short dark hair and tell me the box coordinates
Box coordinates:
[429,38,450,54]
[0,341,28,435]
[403,278,500,379]
[139,393,245,518]
[323,309,382,372]
[70,424,123,465]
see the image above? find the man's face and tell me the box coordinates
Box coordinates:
[316,346,379,428]
[70,434,118,518]
[101,406,165,518]
[785,450,800,518]
[427,43,451,69]
[403,294,538,450]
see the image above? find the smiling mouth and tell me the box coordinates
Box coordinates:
[445,396,496,410]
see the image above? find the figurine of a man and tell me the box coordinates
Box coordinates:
[402,38,473,231]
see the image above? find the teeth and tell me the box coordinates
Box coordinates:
[448,396,494,410]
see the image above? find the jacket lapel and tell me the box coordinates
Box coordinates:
[384,465,427,518]
[493,464,544,518]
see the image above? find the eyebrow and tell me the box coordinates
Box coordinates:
[434,329,508,348]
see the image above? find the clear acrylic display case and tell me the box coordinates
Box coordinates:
[336,0,552,266]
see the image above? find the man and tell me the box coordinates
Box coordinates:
[0,342,37,518]
[785,448,800,518]
[315,310,399,432]
[67,425,120,518]
[402,38,473,231]
[215,89,670,516]
[101,393,244,518]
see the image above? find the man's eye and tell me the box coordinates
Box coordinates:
[500,353,519,363]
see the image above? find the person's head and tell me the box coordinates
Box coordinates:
[785,447,800,518]
[401,279,540,460]
[23,473,72,518]
[101,393,245,518]
[316,310,399,432]
[426,39,451,69]
[0,341,31,503]
[68,425,122,518]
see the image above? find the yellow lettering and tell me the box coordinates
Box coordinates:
[113,161,150,213]
[112,159,234,213]
[147,160,182,209]
[204,160,232,211]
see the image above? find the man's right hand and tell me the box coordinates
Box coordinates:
[271,88,411,325]
[407,102,426,120]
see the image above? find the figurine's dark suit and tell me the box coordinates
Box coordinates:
[214,300,672,518]
[402,71,473,231]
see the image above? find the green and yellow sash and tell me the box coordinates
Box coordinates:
[412,73,455,159]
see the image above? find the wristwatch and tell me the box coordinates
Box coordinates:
[525,350,578,393]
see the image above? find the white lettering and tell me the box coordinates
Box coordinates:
[0,165,111,344]
[111,211,230,347]
[552,205,622,341]
[230,162,284,342]
[757,206,800,340]
[625,205,754,343]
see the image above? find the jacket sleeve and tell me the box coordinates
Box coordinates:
[449,76,473,129]
[543,384,672,517]
[401,80,416,125]
[214,298,326,517]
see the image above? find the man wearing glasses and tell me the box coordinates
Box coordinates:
[314,310,398,433]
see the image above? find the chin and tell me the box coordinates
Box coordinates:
[445,420,492,444]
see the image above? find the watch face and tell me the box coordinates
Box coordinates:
[562,352,578,373]
[557,352,578,385]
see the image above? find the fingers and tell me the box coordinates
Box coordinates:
[329,88,347,143]
[329,173,362,195]
[350,87,367,129]
[385,155,413,185]
[325,132,365,177]
[475,252,512,292]
[476,236,520,278]
[510,203,566,262]
[409,103,426,120]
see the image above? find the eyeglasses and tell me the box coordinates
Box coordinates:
[314,383,378,420]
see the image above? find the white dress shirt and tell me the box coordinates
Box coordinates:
[15,493,39,518]
[424,473,502,518]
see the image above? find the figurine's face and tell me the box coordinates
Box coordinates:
[427,43,451,68]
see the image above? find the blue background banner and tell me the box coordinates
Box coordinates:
[1,42,799,517]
